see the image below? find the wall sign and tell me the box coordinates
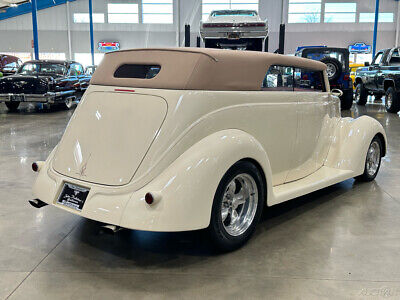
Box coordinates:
[98,42,120,52]
[349,43,372,54]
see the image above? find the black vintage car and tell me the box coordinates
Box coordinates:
[0,60,90,111]
[354,47,400,113]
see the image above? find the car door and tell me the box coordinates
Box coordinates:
[67,64,79,88]
[260,65,299,186]
[285,68,337,183]
[365,51,384,90]
[377,49,399,91]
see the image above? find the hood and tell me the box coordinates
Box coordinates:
[52,90,168,186]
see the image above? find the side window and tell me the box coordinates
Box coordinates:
[3,62,17,71]
[389,49,400,66]
[71,64,83,76]
[262,65,294,91]
[372,52,383,65]
[69,66,78,76]
[75,64,84,75]
[294,68,325,92]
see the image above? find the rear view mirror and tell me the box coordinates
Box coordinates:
[364,62,370,67]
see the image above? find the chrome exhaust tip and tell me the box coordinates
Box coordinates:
[101,224,122,234]
[29,199,48,208]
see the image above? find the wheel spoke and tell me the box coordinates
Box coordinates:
[230,209,239,226]
[221,206,229,222]
[226,180,236,197]
[232,188,246,209]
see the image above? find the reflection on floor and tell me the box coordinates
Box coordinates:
[1,101,400,299]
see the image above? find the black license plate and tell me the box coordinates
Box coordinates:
[11,95,24,102]
[227,33,240,39]
[57,183,90,211]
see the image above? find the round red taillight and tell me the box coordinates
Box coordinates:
[145,193,154,205]
[32,162,39,172]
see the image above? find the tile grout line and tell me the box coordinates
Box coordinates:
[24,270,400,284]
[5,221,79,300]
[381,188,400,206]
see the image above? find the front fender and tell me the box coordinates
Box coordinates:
[324,116,387,175]
[120,129,273,231]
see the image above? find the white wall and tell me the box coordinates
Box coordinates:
[0,0,398,60]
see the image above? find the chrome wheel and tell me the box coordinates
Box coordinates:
[221,174,258,237]
[65,98,74,109]
[386,92,393,109]
[355,87,360,102]
[326,63,337,79]
[366,141,381,177]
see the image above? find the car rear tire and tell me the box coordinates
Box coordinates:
[320,57,342,81]
[340,89,353,110]
[204,39,218,49]
[355,136,382,182]
[385,87,400,113]
[355,83,368,105]
[5,101,20,111]
[63,97,74,110]
[247,39,263,51]
[208,160,265,252]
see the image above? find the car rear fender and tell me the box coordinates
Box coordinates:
[119,129,273,231]
[324,116,387,175]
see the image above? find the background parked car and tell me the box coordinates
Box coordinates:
[0,54,22,76]
[78,65,97,91]
[295,47,353,110]
[0,60,85,111]
[350,62,364,90]
[354,47,400,113]
[200,9,268,51]
[85,65,97,76]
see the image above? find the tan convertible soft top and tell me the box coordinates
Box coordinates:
[91,48,327,91]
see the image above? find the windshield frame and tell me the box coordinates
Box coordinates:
[211,10,258,17]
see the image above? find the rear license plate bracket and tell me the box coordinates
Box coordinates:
[57,183,90,211]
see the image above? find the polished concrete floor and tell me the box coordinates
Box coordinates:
[0,100,400,299]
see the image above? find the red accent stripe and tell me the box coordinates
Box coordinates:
[203,22,265,28]
[114,89,135,93]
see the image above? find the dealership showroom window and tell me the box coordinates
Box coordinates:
[0,0,400,298]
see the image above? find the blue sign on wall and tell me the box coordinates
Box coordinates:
[349,43,372,54]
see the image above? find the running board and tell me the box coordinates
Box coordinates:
[271,167,355,206]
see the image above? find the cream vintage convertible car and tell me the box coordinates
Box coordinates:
[30,48,386,251]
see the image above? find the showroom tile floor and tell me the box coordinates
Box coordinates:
[0,100,400,299]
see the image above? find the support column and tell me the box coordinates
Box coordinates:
[176,0,181,46]
[31,0,39,60]
[89,0,95,65]
[372,0,380,57]
[396,0,400,47]
[66,0,72,60]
